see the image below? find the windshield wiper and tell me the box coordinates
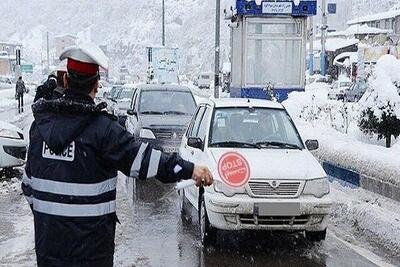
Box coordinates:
[141,111,164,115]
[256,141,302,150]
[162,111,189,115]
[211,141,261,149]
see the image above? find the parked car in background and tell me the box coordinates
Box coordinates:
[0,121,27,169]
[106,85,123,115]
[126,84,197,153]
[179,98,332,246]
[328,78,352,100]
[0,76,13,89]
[96,81,112,100]
[344,81,368,102]
[197,72,213,89]
[112,84,136,116]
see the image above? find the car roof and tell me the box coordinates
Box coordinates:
[136,84,191,92]
[200,98,284,109]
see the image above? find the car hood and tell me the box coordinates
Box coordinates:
[140,114,193,128]
[209,148,326,181]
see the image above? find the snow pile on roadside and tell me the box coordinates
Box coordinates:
[0,178,20,195]
[359,55,400,118]
[330,181,400,254]
[296,121,400,187]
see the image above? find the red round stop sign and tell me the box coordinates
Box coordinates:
[218,152,250,187]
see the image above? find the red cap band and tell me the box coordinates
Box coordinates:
[67,58,99,75]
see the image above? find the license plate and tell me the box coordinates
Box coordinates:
[255,203,300,216]
[163,146,178,153]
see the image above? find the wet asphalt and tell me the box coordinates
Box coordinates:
[113,178,380,267]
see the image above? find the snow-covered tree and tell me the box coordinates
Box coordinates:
[358,55,400,148]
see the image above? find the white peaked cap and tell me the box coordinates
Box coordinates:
[59,43,109,70]
[56,60,67,72]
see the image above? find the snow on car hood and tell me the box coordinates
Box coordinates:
[0,121,22,133]
[209,148,326,181]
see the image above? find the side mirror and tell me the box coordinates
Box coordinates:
[187,137,204,150]
[127,109,137,116]
[305,140,319,151]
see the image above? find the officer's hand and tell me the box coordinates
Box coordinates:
[192,166,213,187]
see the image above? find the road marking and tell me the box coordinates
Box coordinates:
[329,232,396,267]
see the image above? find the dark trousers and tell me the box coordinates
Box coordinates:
[17,94,24,113]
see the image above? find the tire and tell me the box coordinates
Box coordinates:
[199,195,217,247]
[306,229,327,242]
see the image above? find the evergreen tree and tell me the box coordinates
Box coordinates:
[359,102,400,148]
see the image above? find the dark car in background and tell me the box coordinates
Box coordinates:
[126,84,197,153]
[344,81,368,102]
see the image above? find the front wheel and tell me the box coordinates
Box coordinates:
[306,229,327,242]
[199,196,217,246]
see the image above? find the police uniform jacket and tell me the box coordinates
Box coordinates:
[22,89,194,266]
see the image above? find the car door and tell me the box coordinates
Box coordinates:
[188,106,212,204]
[181,105,206,205]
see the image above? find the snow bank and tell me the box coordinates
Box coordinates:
[330,181,400,254]
[297,122,400,187]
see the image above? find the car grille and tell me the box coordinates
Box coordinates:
[3,146,27,160]
[248,181,301,197]
[239,215,309,226]
[152,128,185,140]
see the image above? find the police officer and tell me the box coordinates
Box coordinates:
[34,60,68,102]
[22,44,213,267]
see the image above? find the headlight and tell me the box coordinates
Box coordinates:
[214,180,246,197]
[0,129,22,139]
[302,178,330,198]
[139,128,156,139]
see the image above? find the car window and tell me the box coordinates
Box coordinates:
[189,106,205,138]
[118,88,134,99]
[196,106,212,141]
[209,107,303,149]
[139,90,196,115]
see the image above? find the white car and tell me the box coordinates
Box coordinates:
[0,76,14,89]
[179,98,332,245]
[328,80,352,100]
[197,72,213,89]
[0,121,27,169]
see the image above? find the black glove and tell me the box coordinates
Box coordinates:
[34,77,58,102]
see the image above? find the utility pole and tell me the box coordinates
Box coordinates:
[321,0,327,76]
[46,31,50,73]
[309,16,314,75]
[214,0,221,99]
[162,0,165,46]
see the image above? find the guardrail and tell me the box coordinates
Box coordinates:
[321,161,400,202]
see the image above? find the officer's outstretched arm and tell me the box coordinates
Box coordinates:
[102,121,204,184]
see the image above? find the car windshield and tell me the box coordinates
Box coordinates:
[117,88,134,99]
[139,90,196,115]
[209,107,304,149]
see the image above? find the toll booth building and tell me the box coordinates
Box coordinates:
[228,0,317,102]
